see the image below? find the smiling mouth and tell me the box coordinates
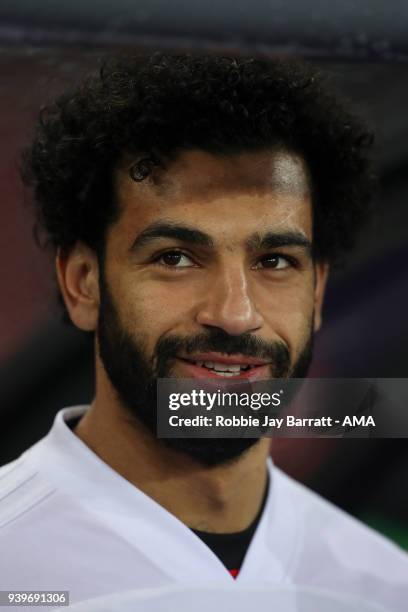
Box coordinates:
[178,355,271,378]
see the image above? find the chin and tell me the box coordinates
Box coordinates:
[162,437,261,467]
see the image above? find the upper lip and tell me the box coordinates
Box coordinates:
[179,352,270,366]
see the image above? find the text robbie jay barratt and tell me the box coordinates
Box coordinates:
[168,415,376,428]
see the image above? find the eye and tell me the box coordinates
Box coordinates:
[154,250,195,268]
[254,254,292,270]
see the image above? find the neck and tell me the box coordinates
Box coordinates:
[74,382,270,533]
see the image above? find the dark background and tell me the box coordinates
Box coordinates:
[0,1,407,549]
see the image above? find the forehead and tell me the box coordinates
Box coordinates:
[111,149,313,243]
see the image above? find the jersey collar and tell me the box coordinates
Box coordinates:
[28,406,300,585]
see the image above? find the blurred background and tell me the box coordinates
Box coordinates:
[0,1,407,549]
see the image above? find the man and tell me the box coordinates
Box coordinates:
[0,54,406,610]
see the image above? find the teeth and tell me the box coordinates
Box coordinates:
[204,361,242,372]
[193,360,256,373]
[210,371,237,377]
[225,364,241,372]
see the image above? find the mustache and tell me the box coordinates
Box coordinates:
[153,328,291,377]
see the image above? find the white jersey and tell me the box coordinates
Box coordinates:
[56,584,390,612]
[0,407,406,611]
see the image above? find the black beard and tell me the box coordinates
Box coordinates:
[97,274,314,467]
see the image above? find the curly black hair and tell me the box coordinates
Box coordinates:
[21,52,375,268]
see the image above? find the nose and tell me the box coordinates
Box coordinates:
[195,265,264,336]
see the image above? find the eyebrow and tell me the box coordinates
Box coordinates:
[130,222,311,256]
[130,222,214,251]
[246,231,312,256]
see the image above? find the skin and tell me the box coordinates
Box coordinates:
[56,149,329,533]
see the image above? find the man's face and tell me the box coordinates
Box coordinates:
[96,149,328,465]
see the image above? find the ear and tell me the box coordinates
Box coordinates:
[56,243,100,331]
[313,261,330,332]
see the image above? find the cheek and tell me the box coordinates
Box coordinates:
[258,279,315,349]
[118,279,195,341]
